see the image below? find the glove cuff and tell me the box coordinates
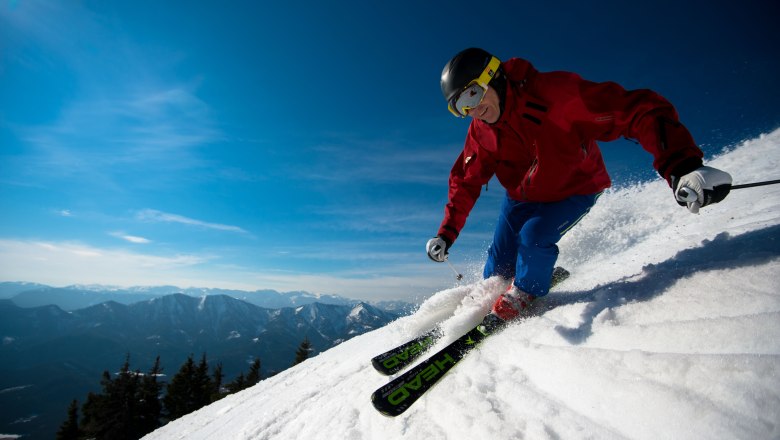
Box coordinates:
[437,228,456,249]
[438,235,452,252]
[667,156,704,187]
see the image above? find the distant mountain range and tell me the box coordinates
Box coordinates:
[0,286,409,439]
[0,281,415,313]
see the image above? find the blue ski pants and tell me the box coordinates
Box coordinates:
[483,192,601,297]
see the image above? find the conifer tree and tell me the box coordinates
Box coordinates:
[164,353,215,420]
[80,355,146,440]
[224,357,262,394]
[80,387,107,438]
[137,356,164,434]
[210,362,224,402]
[193,353,213,408]
[56,399,81,440]
[164,354,196,420]
[293,337,313,366]
[68,356,162,439]
[246,358,262,386]
[225,372,246,394]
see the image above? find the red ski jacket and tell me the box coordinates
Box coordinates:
[438,58,704,244]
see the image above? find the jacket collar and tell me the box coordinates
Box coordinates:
[492,58,536,126]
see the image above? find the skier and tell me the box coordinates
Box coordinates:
[426,48,733,323]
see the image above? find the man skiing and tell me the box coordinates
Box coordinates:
[426,48,733,323]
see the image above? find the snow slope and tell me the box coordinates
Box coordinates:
[144,129,780,440]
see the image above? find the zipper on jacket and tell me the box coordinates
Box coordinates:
[526,158,538,186]
[523,157,539,197]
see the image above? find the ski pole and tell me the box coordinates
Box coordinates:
[731,179,780,190]
[678,179,780,202]
[445,259,464,281]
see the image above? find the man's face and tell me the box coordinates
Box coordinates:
[466,86,500,124]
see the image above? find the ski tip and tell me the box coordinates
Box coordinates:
[371,391,403,417]
[371,357,394,376]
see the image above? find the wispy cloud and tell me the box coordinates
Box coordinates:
[307,204,439,234]
[0,239,214,288]
[109,232,152,244]
[289,136,459,186]
[15,87,219,187]
[3,1,221,191]
[136,209,248,234]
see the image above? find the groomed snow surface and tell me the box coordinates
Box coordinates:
[144,129,780,440]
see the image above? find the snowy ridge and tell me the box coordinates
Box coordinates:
[143,129,780,440]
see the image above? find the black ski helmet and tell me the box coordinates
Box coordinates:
[440,48,501,104]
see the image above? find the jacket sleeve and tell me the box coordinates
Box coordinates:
[437,126,497,245]
[573,77,703,185]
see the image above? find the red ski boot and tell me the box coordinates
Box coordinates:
[491,284,536,321]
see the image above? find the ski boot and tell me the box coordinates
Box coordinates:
[478,284,537,334]
[492,284,536,321]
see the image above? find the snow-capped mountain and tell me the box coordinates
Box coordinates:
[0,282,48,299]
[3,284,382,311]
[142,129,780,440]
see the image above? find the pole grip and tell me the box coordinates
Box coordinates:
[676,186,698,203]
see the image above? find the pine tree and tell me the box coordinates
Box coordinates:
[210,362,224,402]
[80,388,107,438]
[246,358,262,386]
[164,353,215,420]
[80,355,146,440]
[56,399,81,440]
[164,354,196,420]
[137,356,163,434]
[293,337,313,366]
[193,353,213,408]
[225,372,246,394]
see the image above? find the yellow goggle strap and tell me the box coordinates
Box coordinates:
[476,56,501,88]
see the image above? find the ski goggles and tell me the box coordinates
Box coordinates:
[447,56,501,118]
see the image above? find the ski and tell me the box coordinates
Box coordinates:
[370,266,570,376]
[371,313,504,417]
[371,329,438,375]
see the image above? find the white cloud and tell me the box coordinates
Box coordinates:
[136,209,248,234]
[0,239,212,288]
[298,138,459,186]
[109,232,152,244]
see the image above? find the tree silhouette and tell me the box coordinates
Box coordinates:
[293,337,313,366]
[79,355,161,439]
[64,352,270,438]
[246,358,262,385]
[55,399,81,440]
[137,356,163,433]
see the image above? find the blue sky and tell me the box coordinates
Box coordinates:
[1,0,778,301]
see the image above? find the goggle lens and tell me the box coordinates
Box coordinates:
[450,83,486,117]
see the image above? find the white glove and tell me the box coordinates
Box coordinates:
[426,236,450,262]
[674,166,732,214]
